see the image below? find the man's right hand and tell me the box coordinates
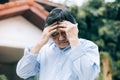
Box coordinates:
[30,23,58,54]
[39,23,58,46]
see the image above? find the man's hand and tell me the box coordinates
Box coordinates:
[30,23,57,54]
[39,23,58,46]
[58,21,79,48]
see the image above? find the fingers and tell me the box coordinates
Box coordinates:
[59,21,78,28]
[44,23,58,33]
[49,29,57,35]
[58,21,78,30]
[49,24,58,31]
[58,27,66,32]
[46,23,58,35]
[44,21,78,36]
[49,22,58,27]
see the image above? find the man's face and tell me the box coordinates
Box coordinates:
[51,28,69,49]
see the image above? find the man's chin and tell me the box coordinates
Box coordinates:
[59,46,67,49]
[59,44,69,49]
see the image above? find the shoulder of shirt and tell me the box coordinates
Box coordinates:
[79,38,98,47]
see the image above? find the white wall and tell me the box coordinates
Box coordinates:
[0,16,43,63]
[0,16,42,48]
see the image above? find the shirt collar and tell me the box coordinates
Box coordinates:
[54,43,71,53]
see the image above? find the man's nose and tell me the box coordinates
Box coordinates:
[59,34,65,40]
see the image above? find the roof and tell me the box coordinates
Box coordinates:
[0,0,49,30]
[0,0,63,63]
[35,0,63,12]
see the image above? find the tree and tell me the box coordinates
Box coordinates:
[69,0,120,80]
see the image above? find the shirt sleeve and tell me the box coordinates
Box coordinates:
[70,40,100,80]
[16,47,40,79]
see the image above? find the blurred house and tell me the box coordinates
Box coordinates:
[0,0,62,80]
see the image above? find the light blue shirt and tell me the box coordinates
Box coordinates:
[16,38,100,80]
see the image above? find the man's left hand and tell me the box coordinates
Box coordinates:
[58,21,80,48]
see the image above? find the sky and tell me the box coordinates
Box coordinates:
[49,0,88,6]
[49,0,115,6]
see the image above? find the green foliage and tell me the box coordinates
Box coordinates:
[69,0,120,80]
[104,2,120,20]
[0,75,8,80]
[86,0,104,9]
[115,0,120,3]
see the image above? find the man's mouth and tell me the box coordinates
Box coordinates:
[59,41,68,43]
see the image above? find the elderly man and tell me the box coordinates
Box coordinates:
[16,8,100,80]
